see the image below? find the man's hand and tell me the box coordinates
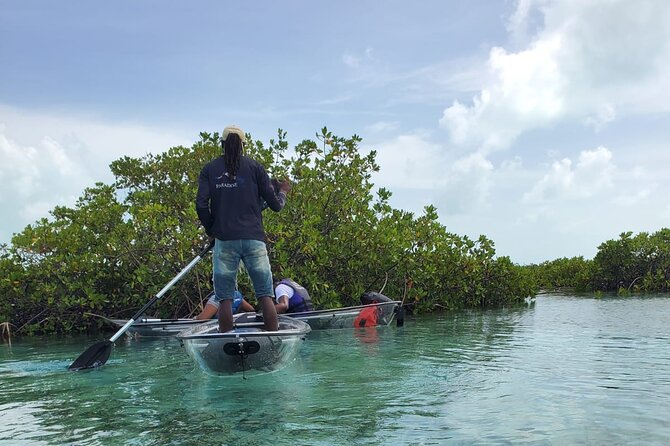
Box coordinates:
[277,179,292,194]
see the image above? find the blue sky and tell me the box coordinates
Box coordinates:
[1,0,669,264]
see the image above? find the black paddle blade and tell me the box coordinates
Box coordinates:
[68,340,113,371]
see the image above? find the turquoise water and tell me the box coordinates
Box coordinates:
[2,294,670,445]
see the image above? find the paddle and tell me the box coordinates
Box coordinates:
[68,241,214,371]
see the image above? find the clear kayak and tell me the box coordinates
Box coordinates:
[177,313,311,377]
[288,300,401,330]
[108,317,205,337]
[108,300,401,336]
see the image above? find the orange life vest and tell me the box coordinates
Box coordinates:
[354,306,379,327]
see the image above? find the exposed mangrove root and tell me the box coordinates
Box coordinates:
[628,276,643,292]
[1,322,15,346]
[378,272,389,294]
[83,312,116,325]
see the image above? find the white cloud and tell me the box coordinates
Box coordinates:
[523,146,615,202]
[500,156,523,171]
[0,133,41,199]
[506,0,533,38]
[20,200,58,224]
[0,105,191,243]
[342,47,375,69]
[613,188,653,207]
[366,126,668,264]
[368,134,443,191]
[342,53,361,68]
[441,37,564,151]
[584,103,616,131]
[369,132,496,215]
[440,0,670,151]
[364,121,399,134]
[442,152,495,214]
[444,144,668,263]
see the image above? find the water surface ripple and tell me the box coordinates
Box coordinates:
[1,294,669,445]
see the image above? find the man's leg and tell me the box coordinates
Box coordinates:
[212,240,240,332]
[218,299,234,333]
[241,240,278,331]
[258,296,278,331]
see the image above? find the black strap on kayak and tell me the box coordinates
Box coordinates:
[240,340,247,380]
[223,340,260,380]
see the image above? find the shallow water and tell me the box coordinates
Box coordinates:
[2,294,670,445]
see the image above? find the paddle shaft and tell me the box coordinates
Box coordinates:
[110,242,213,343]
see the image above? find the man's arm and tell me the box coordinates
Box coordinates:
[195,303,218,320]
[257,165,289,212]
[274,283,293,314]
[195,293,219,320]
[275,295,289,314]
[238,299,256,313]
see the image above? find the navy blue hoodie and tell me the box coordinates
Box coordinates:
[196,155,285,241]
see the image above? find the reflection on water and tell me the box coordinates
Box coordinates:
[1,294,670,445]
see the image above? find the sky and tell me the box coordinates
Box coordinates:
[1,0,669,264]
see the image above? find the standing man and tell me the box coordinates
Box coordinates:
[196,125,291,332]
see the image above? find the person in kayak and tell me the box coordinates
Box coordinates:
[273,279,313,314]
[196,124,291,332]
[194,290,255,320]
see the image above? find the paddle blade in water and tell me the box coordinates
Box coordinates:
[68,341,113,371]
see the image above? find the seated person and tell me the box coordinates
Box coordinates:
[273,279,313,314]
[194,290,255,320]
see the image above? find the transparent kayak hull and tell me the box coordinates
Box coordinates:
[109,318,205,337]
[177,314,311,377]
[109,300,401,336]
[289,301,401,330]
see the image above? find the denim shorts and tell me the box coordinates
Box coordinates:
[212,239,274,301]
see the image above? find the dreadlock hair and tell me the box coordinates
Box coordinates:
[222,133,243,178]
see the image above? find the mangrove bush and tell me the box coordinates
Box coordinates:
[0,129,535,334]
